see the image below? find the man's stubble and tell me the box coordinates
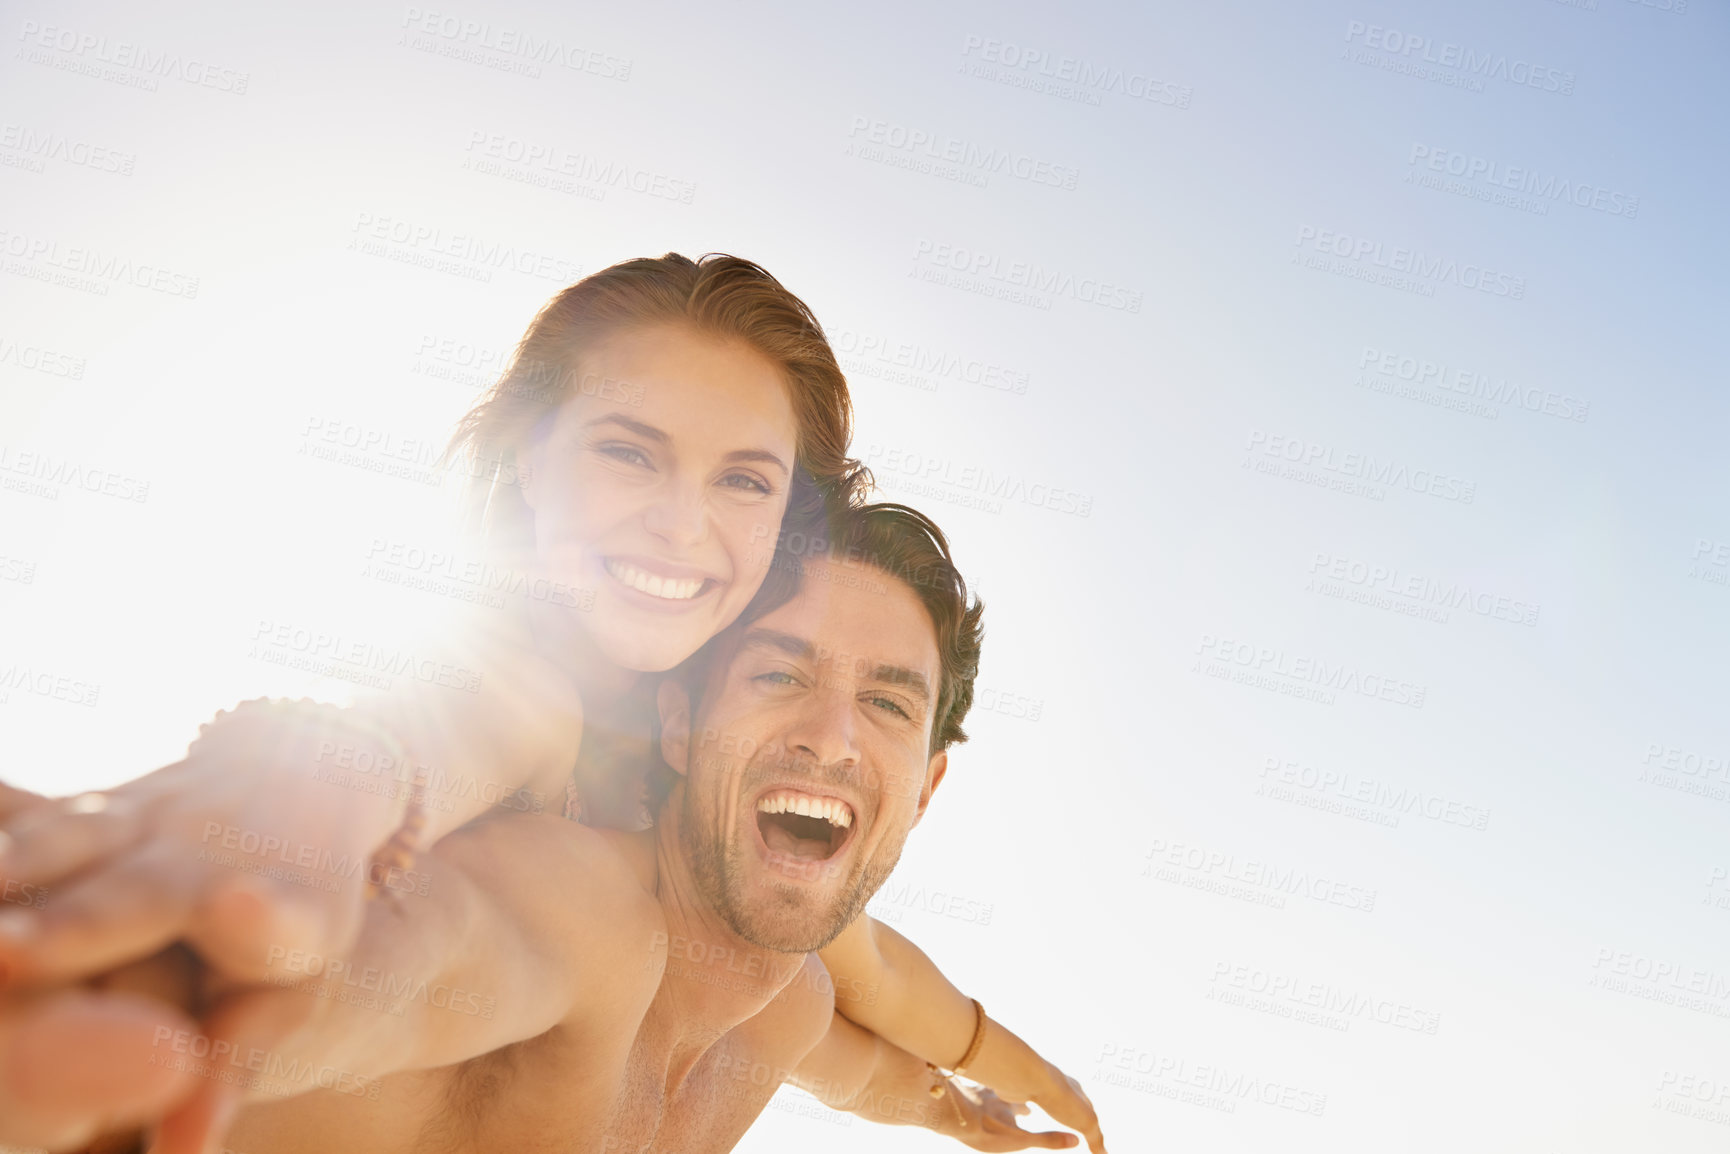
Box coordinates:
[678,763,905,955]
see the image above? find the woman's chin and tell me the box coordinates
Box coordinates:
[592,621,708,675]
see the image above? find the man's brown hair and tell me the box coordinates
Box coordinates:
[815,503,983,753]
[680,501,984,756]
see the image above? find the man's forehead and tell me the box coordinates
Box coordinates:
[740,556,939,679]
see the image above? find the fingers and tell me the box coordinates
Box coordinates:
[93,945,207,1014]
[0,844,200,987]
[0,780,50,823]
[0,796,144,889]
[977,1123,1080,1152]
[185,872,366,983]
[148,984,318,1154]
[0,988,201,1149]
[1031,1071,1106,1154]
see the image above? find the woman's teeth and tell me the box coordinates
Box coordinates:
[756,791,853,828]
[606,559,706,601]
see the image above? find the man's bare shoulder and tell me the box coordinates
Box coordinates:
[436,813,665,1003]
[739,953,837,1065]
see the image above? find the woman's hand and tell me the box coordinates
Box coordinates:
[960,1020,1106,1154]
[934,1081,1090,1152]
[0,704,413,993]
[1018,1065,1106,1154]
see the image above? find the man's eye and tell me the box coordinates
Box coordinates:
[866,694,911,720]
[754,671,799,687]
[719,472,772,495]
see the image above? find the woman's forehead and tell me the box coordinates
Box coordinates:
[560,326,797,449]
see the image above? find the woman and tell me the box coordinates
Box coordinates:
[0,254,1102,1152]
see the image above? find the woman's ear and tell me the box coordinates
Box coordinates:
[657,678,693,777]
[518,407,560,513]
[520,436,545,513]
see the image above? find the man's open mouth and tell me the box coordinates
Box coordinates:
[755,789,855,862]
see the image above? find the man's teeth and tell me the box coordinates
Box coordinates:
[756,792,853,828]
[605,560,705,600]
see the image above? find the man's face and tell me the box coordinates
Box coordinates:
[662,555,947,953]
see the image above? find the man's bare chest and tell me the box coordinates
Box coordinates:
[425,1020,792,1154]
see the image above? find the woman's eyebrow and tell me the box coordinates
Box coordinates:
[582,413,788,474]
[581,413,669,442]
[723,449,789,474]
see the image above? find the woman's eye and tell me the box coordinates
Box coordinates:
[719,472,772,495]
[597,443,651,467]
[598,446,647,467]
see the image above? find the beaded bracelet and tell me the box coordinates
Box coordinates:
[187,698,427,901]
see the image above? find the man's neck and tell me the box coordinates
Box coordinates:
[645,790,811,1086]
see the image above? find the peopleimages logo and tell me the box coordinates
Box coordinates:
[1244,429,1477,504]
[0,227,200,299]
[1407,145,1638,219]
[0,124,136,175]
[1357,347,1588,423]
[958,35,1193,109]
[16,19,251,94]
[399,7,631,80]
[348,212,582,285]
[845,116,1080,190]
[1342,21,1575,95]
[911,239,1142,313]
[0,334,86,380]
[1295,226,1525,300]
[463,131,695,203]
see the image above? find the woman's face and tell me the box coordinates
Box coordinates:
[522,323,799,673]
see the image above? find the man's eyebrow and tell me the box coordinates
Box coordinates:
[738,629,932,704]
[867,664,931,705]
[740,629,813,661]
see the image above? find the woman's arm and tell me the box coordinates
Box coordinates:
[0,813,653,1154]
[817,915,1106,1153]
[791,1006,1084,1150]
[0,624,584,990]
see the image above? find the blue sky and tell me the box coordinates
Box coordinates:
[2,1,1726,1149]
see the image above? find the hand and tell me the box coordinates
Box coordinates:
[0,780,50,822]
[935,1081,1086,1152]
[0,945,318,1154]
[0,983,200,1150]
[1021,1065,1107,1154]
[955,1016,1107,1154]
[0,704,411,992]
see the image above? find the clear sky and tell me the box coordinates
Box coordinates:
[2,0,1726,1149]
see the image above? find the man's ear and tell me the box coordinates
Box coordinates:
[911,749,948,829]
[657,678,693,777]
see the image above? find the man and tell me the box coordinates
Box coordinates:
[1,504,1083,1153]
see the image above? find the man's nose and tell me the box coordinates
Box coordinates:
[786,681,861,771]
[641,476,708,549]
